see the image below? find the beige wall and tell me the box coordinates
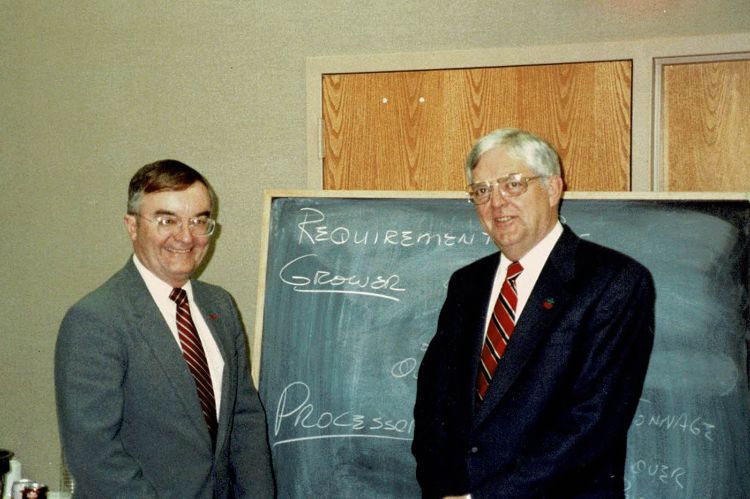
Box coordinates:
[1,0,749,489]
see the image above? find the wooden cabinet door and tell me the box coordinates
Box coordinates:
[322,61,632,191]
[660,58,750,192]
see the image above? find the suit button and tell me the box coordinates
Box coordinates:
[470,446,479,454]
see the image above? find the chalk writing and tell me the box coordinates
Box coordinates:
[391,357,419,380]
[273,381,414,447]
[259,197,750,498]
[632,398,715,441]
[628,458,686,490]
[391,343,429,380]
[279,253,406,301]
[297,207,490,247]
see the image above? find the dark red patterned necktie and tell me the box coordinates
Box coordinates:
[476,261,524,401]
[169,288,218,444]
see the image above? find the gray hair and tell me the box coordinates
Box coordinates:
[465,128,561,185]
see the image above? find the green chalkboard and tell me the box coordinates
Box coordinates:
[254,192,749,499]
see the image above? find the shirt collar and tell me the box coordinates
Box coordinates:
[132,254,194,300]
[500,221,563,272]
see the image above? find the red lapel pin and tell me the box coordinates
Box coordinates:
[543,298,555,310]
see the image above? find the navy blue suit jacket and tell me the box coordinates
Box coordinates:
[412,226,655,498]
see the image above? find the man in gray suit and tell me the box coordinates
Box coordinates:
[55,160,275,498]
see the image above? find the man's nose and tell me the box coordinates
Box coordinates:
[174,222,194,241]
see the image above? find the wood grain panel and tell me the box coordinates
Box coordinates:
[322,71,459,190]
[661,59,750,191]
[323,61,632,191]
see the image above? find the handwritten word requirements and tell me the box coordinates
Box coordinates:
[297,207,490,248]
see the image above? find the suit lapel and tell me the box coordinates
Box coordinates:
[466,253,502,405]
[474,228,579,425]
[191,281,233,452]
[192,282,230,372]
[120,261,214,448]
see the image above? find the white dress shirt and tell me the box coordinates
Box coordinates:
[133,254,224,417]
[465,222,563,499]
[483,222,564,333]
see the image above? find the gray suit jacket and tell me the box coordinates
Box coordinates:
[55,259,275,498]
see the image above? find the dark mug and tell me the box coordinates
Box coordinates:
[0,449,12,475]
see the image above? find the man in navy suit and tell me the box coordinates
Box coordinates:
[412,129,655,498]
[55,160,275,498]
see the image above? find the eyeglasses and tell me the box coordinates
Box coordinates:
[466,173,541,204]
[138,214,216,236]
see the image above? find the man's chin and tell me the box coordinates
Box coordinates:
[162,265,196,285]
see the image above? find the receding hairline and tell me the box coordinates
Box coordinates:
[126,160,217,215]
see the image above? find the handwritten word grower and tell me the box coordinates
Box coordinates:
[279,254,405,301]
[629,458,686,490]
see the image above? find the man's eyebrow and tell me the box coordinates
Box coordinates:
[150,209,211,218]
[153,209,177,216]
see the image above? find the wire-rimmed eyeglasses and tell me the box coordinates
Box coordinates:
[466,173,541,204]
[137,214,216,237]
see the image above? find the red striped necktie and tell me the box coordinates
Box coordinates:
[169,287,218,444]
[476,261,524,401]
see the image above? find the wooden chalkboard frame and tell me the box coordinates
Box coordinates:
[252,189,750,498]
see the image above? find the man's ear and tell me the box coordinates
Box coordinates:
[547,175,564,207]
[124,214,138,242]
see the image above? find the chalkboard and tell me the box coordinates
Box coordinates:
[254,192,750,499]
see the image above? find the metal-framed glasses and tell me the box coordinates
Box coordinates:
[138,214,216,236]
[466,173,541,204]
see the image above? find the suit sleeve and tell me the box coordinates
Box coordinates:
[481,261,656,497]
[413,271,473,498]
[55,304,159,498]
[224,300,277,498]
